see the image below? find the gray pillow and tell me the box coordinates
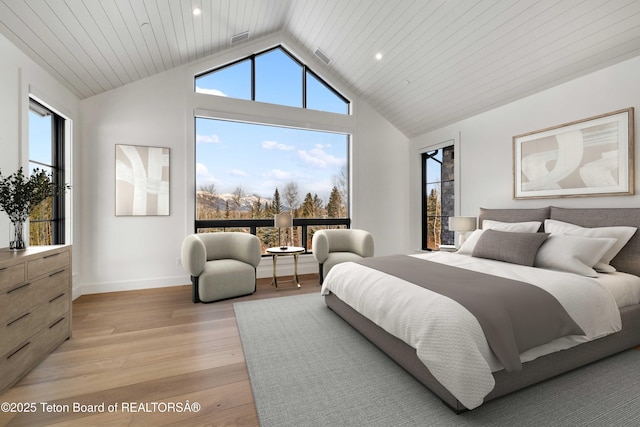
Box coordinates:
[472,229,549,266]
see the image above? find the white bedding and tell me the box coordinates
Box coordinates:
[320,251,628,409]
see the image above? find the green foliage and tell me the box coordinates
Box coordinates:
[0,167,68,223]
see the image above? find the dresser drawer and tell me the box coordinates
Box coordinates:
[27,250,70,280]
[0,315,70,391]
[0,268,70,326]
[0,264,25,292]
[0,291,70,355]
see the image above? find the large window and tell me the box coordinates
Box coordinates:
[28,99,66,245]
[196,117,349,252]
[422,145,454,250]
[194,46,351,253]
[195,46,350,115]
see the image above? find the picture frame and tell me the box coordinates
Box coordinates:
[115,144,170,216]
[513,107,634,199]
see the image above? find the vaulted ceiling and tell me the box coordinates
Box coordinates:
[1,0,640,138]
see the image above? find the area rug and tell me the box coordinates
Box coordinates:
[234,293,640,427]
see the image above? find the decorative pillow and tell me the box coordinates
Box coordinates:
[471,229,549,266]
[457,229,484,254]
[458,221,543,255]
[544,219,637,273]
[534,234,617,277]
[482,220,542,233]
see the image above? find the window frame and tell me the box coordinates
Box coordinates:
[421,143,455,251]
[194,45,350,114]
[193,114,352,252]
[28,98,66,245]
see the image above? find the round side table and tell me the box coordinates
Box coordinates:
[265,246,305,288]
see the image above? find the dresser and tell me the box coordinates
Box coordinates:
[0,245,72,394]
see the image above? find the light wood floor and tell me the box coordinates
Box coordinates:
[0,275,320,427]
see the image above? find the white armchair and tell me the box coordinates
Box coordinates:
[312,229,375,284]
[181,232,262,303]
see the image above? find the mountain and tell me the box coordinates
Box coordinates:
[196,191,273,212]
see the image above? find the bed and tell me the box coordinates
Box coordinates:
[321,206,640,412]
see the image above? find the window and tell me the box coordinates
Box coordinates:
[195,46,349,115]
[28,99,66,245]
[422,145,454,250]
[195,117,349,252]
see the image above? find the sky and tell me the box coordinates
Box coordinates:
[196,118,347,203]
[28,110,53,175]
[195,47,349,204]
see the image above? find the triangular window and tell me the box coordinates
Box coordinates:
[195,46,349,115]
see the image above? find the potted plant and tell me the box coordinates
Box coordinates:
[0,167,68,250]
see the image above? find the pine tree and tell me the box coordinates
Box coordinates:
[271,188,283,215]
[326,186,342,218]
[313,194,324,217]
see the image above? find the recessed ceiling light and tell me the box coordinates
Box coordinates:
[375,52,383,60]
[193,7,202,16]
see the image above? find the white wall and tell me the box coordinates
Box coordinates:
[409,55,640,251]
[0,32,81,294]
[77,33,410,295]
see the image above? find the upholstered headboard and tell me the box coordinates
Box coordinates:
[477,206,640,277]
[478,207,549,231]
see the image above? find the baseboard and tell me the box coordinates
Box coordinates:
[73,255,318,298]
[78,275,189,297]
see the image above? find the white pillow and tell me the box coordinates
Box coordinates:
[482,220,542,233]
[457,229,484,254]
[544,219,637,273]
[534,234,617,277]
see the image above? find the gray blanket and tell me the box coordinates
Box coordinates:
[356,255,585,371]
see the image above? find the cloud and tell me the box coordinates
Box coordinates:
[298,145,346,168]
[228,169,248,177]
[196,133,220,144]
[262,140,294,151]
[265,169,293,180]
[196,163,209,175]
[195,86,227,97]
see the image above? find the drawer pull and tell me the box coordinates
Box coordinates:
[49,270,66,278]
[7,282,31,294]
[43,253,60,259]
[7,312,30,327]
[0,267,6,271]
[49,317,65,329]
[49,293,65,303]
[7,342,31,360]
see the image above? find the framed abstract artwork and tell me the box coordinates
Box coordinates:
[115,144,170,216]
[513,108,634,199]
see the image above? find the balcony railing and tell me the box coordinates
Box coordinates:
[195,217,351,254]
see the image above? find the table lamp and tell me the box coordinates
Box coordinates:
[274,212,293,249]
[448,216,477,246]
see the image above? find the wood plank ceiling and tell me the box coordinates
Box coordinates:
[1,0,639,138]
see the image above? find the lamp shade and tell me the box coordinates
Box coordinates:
[448,216,477,233]
[274,212,293,228]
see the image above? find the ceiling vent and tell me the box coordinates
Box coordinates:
[231,31,250,44]
[314,48,331,65]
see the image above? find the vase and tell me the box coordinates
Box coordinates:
[9,221,26,251]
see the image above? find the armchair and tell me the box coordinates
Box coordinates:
[312,229,374,284]
[181,232,262,303]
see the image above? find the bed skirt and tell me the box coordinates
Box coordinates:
[324,291,640,412]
